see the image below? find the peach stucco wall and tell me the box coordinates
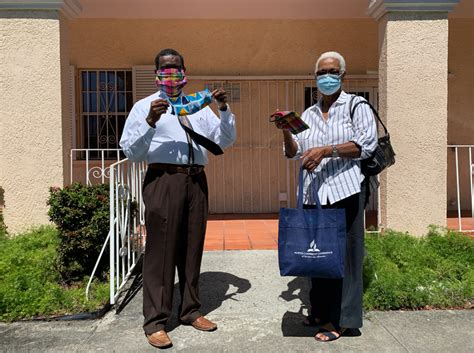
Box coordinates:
[0,11,71,234]
[448,19,474,144]
[378,12,449,235]
[447,19,474,211]
[68,19,379,75]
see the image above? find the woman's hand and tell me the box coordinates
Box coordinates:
[274,119,288,130]
[271,109,287,130]
[302,147,331,172]
[271,109,299,157]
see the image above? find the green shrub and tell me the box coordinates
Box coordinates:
[363,229,474,310]
[0,208,7,239]
[47,183,109,283]
[0,227,108,321]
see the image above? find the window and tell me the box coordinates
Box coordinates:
[79,70,133,158]
[304,87,319,110]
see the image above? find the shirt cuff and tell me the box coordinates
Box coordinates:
[139,119,156,138]
[218,105,233,122]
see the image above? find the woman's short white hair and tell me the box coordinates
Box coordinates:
[315,51,346,73]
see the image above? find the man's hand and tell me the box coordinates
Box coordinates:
[302,147,331,172]
[212,89,228,111]
[146,99,169,127]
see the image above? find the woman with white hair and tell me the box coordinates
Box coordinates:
[274,51,378,342]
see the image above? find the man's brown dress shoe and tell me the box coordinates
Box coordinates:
[146,330,172,348]
[191,316,217,331]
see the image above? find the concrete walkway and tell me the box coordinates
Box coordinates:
[1,251,473,352]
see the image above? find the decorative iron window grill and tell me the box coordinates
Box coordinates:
[79,70,133,159]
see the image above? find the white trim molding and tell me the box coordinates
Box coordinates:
[0,0,82,18]
[368,0,460,20]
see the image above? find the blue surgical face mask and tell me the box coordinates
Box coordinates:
[316,74,342,96]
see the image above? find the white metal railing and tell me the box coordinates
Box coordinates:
[85,158,147,303]
[70,149,124,185]
[108,158,147,304]
[449,145,474,232]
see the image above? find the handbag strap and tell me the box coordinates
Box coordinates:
[297,165,322,210]
[349,95,389,136]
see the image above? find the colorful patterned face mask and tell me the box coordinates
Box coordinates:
[168,89,213,116]
[155,68,188,97]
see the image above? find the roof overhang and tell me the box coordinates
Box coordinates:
[0,0,471,20]
[0,0,82,18]
[368,0,462,20]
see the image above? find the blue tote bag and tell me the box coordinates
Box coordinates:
[278,167,347,278]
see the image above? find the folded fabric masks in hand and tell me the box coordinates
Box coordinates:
[269,111,310,134]
[168,89,213,116]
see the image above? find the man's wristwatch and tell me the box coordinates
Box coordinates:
[331,145,339,158]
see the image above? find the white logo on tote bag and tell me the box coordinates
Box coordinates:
[294,239,332,259]
[307,240,320,253]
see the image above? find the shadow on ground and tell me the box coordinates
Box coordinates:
[114,263,251,333]
[167,271,252,332]
[115,255,144,315]
[279,277,316,337]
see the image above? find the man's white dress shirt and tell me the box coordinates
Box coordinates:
[120,90,236,165]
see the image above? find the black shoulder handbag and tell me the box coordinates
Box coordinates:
[349,96,396,176]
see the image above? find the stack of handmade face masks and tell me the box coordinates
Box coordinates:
[269,111,310,134]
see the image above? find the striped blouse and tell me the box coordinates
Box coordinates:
[289,90,378,205]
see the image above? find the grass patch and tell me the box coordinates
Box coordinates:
[363,228,474,310]
[0,226,108,322]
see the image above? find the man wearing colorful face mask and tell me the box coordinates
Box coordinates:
[120,48,236,348]
[273,51,378,342]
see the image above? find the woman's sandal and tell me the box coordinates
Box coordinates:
[314,324,346,342]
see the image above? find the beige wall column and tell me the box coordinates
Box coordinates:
[0,1,81,234]
[368,0,459,236]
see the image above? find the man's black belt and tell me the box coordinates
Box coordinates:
[148,163,204,176]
